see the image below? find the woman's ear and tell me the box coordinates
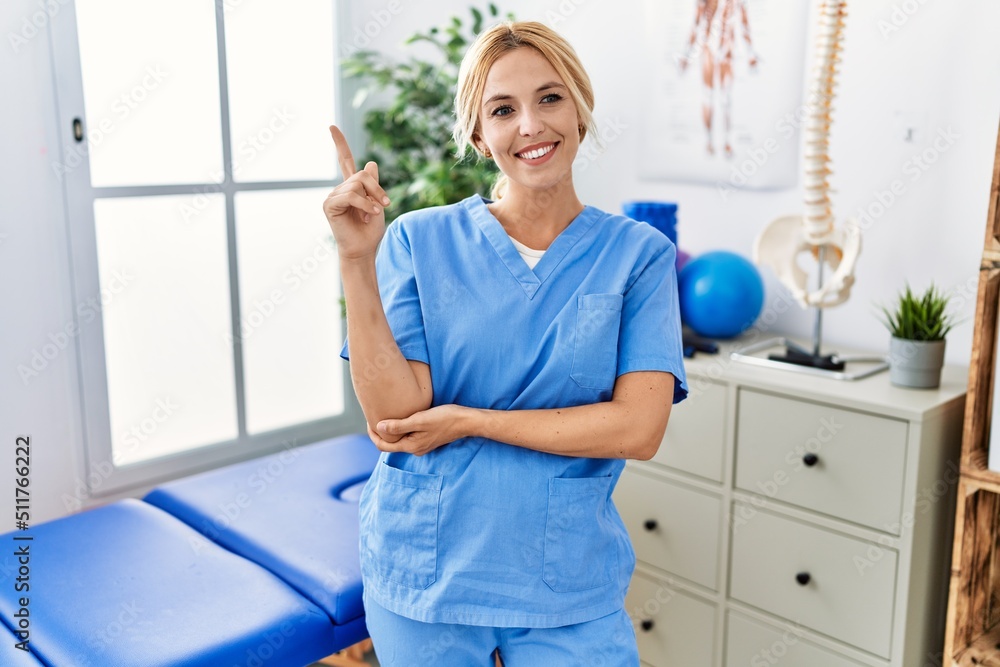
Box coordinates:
[472,133,491,158]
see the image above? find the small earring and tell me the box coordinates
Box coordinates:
[482,147,493,159]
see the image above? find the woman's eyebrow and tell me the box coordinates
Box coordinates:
[482,82,567,108]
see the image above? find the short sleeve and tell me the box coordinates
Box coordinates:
[616,243,689,404]
[340,222,430,365]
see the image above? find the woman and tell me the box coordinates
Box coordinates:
[324,21,687,666]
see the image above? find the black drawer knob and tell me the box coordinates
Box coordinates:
[640,619,655,632]
[803,453,820,467]
[643,519,658,532]
[796,572,812,586]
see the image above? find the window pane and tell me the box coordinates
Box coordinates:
[95,196,238,466]
[235,189,344,434]
[224,0,336,183]
[75,0,223,187]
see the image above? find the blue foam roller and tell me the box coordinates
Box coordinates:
[623,201,678,245]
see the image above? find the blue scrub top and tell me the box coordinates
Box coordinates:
[341,194,688,628]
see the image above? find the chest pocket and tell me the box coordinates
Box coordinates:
[570,293,624,390]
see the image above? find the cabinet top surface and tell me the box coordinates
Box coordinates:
[683,337,967,420]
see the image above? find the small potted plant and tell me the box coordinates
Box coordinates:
[880,284,955,389]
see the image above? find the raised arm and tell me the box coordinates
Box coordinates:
[324,126,432,439]
[369,371,675,460]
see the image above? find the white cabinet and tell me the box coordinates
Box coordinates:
[734,389,908,532]
[650,377,727,482]
[613,343,966,667]
[730,505,897,658]
[617,468,721,590]
[725,612,867,667]
[625,570,717,667]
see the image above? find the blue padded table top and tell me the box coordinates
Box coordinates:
[144,433,379,626]
[0,499,338,667]
[0,619,44,665]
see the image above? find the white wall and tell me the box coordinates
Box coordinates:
[357,0,1000,365]
[2,0,997,524]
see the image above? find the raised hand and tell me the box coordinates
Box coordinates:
[322,125,391,261]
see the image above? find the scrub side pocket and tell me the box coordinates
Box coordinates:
[542,476,618,592]
[570,293,624,390]
[371,461,442,590]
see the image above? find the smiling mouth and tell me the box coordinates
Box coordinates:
[515,142,558,160]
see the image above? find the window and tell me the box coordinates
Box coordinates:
[53,0,360,494]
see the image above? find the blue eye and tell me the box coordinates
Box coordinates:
[542,93,563,103]
[491,105,513,117]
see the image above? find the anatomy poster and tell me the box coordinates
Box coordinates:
[639,0,810,190]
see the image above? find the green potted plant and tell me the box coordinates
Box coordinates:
[341,4,513,224]
[880,284,956,389]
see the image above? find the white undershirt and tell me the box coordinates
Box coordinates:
[508,235,546,269]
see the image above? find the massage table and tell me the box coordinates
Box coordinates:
[0,433,379,666]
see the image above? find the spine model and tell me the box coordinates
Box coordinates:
[754,0,861,309]
[803,0,845,246]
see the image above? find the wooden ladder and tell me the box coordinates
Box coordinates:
[943,117,1000,666]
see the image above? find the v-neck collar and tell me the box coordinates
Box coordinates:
[462,194,601,300]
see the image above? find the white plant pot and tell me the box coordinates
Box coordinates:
[888,337,946,389]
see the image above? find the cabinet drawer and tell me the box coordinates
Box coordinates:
[730,505,897,658]
[725,612,867,667]
[735,389,907,531]
[650,377,726,482]
[626,571,716,667]
[615,468,721,589]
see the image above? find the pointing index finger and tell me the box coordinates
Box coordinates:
[329,125,356,179]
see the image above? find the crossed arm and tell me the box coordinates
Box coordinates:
[344,260,673,464]
[366,369,675,461]
[342,245,675,461]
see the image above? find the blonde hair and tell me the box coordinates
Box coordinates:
[453,21,597,200]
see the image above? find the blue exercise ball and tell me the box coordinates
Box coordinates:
[678,251,764,339]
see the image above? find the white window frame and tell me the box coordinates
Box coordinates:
[50,0,366,497]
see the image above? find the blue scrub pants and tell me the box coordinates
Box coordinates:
[364,594,640,666]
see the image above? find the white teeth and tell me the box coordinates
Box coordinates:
[518,144,554,160]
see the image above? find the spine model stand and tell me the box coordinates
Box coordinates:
[748,0,870,373]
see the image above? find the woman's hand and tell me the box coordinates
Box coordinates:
[323,125,391,261]
[368,404,475,456]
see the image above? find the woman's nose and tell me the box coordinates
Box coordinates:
[518,109,545,136]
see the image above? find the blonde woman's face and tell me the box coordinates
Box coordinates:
[477,48,581,193]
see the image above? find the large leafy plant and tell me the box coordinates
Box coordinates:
[341,4,513,224]
[880,284,956,341]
